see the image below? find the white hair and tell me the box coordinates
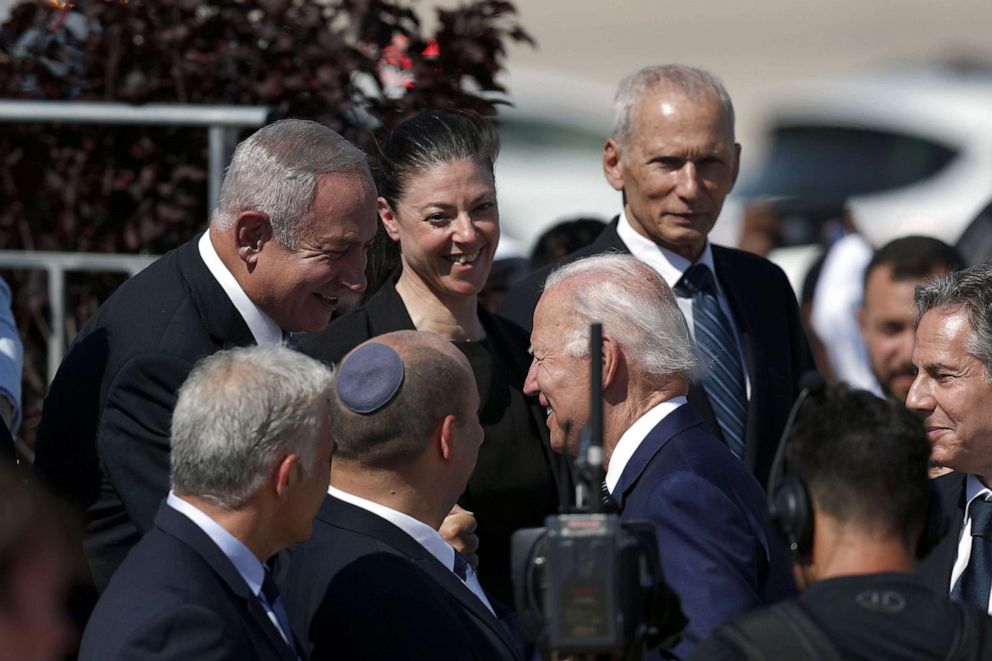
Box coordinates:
[611,64,735,148]
[544,254,698,383]
[170,344,334,509]
[211,118,369,249]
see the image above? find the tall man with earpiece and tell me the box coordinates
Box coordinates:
[692,384,992,660]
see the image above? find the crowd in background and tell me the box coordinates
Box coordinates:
[1,61,992,661]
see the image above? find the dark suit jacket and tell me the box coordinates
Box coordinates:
[501,218,815,488]
[283,495,522,660]
[297,279,571,603]
[34,236,256,591]
[917,472,966,594]
[79,504,300,661]
[613,403,796,660]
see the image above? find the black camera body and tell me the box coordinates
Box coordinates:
[512,514,683,657]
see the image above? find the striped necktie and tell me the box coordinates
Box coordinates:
[675,263,748,459]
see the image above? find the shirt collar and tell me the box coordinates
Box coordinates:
[166,491,266,597]
[605,396,688,493]
[327,485,456,571]
[198,231,283,345]
[965,474,992,519]
[616,210,717,292]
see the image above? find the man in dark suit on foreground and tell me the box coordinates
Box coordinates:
[283,331,521,660]
[80,344,334,660]
[523,254,794,659]
[34,119,378,591]
[503,64,814,488]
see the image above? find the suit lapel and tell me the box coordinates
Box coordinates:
[323,496,521,658]
[917,473,966,593]
[612,404,708,510]
[590,217,628,254]
[177,234,256,350]
[155,505,300,661]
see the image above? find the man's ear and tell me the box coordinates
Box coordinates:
[603,138,625,193]
[274,454,299,499]
[378,197,402,242]
[234,211,274,268]
[438,414,457,463]
[601,334,621,389]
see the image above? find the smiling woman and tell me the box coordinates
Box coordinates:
[298,110,571,605]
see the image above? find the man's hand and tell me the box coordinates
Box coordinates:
[440,505,479,568]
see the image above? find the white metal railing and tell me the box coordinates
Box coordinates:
[0,250,158,383]
[0,101,269,214]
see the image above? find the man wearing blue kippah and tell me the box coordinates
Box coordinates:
[283,330,522,660]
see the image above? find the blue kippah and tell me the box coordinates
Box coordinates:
[336,342,405,414]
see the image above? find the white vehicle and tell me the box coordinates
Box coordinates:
[739,63,992,288]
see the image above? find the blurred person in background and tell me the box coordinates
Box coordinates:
[528,215,606,270]
[80,345,334,661]
[858,236,962,401]
[693,385,992,660]
[0,276,21,462]
[298,109,570,606]
[34,119,377,592]
[503,64,814,488]
[912,264,992,615]
[0,465,76,661]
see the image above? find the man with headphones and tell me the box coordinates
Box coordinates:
[692,384,992,660]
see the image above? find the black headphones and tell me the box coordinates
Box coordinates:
[767,374,947,561]
[766,373,820,560]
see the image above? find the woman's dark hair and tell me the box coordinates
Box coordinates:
[377,109,500,208]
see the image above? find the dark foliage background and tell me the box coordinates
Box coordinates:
[0,0,532,450]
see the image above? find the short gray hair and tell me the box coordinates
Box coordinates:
[211,119,370,249]
[915,263,992,378]
[171,345,334,509]
[544,254,697,383]
[611,64,735,148]
[329,335,475,468]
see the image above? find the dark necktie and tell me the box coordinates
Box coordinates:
[261,571,299,656]
[675,263,747,459]
[953,497,992,609]
[452,551,470,581]
[601,480,618,513]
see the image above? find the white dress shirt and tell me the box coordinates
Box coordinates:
[950,474,992,614]
[617,213,751,398]
[605,396,687,495]
[328,486,496,614]
[165,492,296,646]
[198,232,283,345]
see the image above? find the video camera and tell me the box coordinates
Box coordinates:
[511,324,686,659]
